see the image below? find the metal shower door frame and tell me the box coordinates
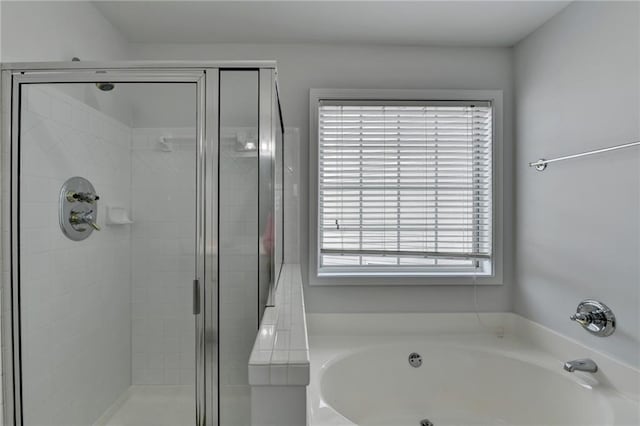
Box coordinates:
[0,64,222,426]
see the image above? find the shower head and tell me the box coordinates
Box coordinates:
[96,82,115,92]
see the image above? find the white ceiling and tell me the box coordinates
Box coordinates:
[93,1,571,47]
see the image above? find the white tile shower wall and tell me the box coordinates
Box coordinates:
[19,85,132,425]
[130,127,196,385]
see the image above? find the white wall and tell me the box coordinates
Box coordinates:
[0,0,133,125]
[20,85,132,425]
[514,1,640,367]
[128,42,516,313]
[0,1,128,62]
[0,1,131,123]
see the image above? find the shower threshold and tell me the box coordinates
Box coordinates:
[93,385,193,426]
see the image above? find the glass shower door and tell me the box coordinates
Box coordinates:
[217,67,283,426]
[218,69,259,426]
[15,78,206,426]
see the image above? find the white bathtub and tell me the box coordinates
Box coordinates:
[308,313,640,426]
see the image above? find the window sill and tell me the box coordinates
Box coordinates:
[318,271,492,278]
[313,271,502,286]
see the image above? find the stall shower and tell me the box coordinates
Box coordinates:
[1,63,284,426]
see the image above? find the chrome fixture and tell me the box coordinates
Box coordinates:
[529,140,640,171]
[66,191,100,204]
[570,299,616,337]
[408,352,422,368]
[59,176,101,241]
[564,359,598,373]
[69,210,100,230]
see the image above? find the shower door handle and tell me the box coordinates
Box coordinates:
[193,279,201,315]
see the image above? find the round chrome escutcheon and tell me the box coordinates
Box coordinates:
[59,176,100,241]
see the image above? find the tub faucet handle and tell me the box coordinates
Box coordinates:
[569,300,615,337]
[570,312,592,326]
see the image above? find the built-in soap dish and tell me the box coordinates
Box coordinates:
[106,206,133,225]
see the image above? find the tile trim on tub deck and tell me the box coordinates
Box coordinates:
[249,264,310,386]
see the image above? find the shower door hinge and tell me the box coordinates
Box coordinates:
[193,279,201,315]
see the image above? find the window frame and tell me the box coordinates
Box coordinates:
[309,89,504,285]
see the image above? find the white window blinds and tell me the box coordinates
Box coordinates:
[318,100,493,275]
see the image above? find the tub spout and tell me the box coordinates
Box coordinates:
[564,359,598,373]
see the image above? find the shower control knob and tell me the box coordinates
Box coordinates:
[69,210,100,231]
[67,191,100,204]
[570,300,615,337]
[76,192,99,203]
[66,191,77,202]
[570,312,593,326]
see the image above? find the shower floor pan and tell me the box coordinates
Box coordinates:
[93,385,193,426]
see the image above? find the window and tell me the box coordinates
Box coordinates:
[317,99,493,277]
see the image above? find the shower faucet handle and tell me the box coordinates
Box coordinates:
[74,192,100,204]
[69,210,101,231]
[66,191,100,204]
